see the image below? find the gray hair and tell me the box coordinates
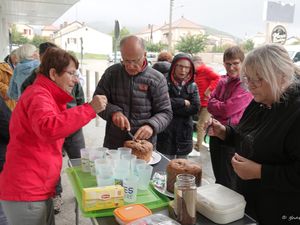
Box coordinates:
[242,44,300,102]
[16,44,37,61]
[119,35,145,50]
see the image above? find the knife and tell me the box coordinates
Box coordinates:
[128,131,137,142]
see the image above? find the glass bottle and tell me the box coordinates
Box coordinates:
[174,174,197,225]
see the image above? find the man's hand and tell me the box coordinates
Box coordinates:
[89,95,107,113]
[112,112,130,131]
[134,125,153,140]
[231,153,262,180]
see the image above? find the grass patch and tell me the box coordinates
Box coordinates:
[73,52,108,60]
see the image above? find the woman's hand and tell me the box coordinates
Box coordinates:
[204,118,226,140]
[231,153,262,180]
[89,95,107,113]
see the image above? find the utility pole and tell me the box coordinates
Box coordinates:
[168,0,174,52]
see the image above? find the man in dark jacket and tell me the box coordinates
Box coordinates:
[157,53,200,159]
[94,35,172,149]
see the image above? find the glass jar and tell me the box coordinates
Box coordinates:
[174,174,197,225]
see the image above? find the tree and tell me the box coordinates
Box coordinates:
[111,27,131,51]
[175,34,208,55]
[30,35,50,48]
[241,39,254,52]
[145,41,167,52]
[11,24,29,45]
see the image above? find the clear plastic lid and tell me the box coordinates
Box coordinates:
[127,214,181,225]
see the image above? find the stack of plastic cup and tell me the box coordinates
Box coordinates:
[123,175,139,203]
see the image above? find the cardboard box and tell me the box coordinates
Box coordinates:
[82,185,124,212]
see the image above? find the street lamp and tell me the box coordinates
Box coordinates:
[168,0,174,52]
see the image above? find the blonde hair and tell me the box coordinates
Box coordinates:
[242,44,300,102]
[16,44,37,61]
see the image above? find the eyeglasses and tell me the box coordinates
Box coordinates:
[224,61,240,68]
[121,55,144,66]
[64,70,79,79]
[176,64,191,70]
[242,75,263,88]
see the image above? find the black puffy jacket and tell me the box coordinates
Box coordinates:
[157,54,200,155]
[94,63,172,149]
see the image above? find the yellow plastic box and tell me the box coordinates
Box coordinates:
[114,204,152,225]
[82,185,124,212]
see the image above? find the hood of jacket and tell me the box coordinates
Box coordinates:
[168,53,195,85]
[152,61,171,76]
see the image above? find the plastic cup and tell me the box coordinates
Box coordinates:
[80,148,90,172]
[107,149,120,168]
[96,174,115,187]
[89,149,106,176]
[134,159,147,176]
[117,147,132,158]
[94,158,113,176]
[123,175,139,203]
[136,164,153,190]
[122,154,137,174]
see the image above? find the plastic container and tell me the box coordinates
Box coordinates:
[114,204,152,225]
[196,184,246,224]
[128,214,181,225]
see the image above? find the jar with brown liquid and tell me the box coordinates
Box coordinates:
[174,174,197,225]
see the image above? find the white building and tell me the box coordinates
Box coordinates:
[15,24,34,40]
[41,25,58,39]
[52,21,112,55]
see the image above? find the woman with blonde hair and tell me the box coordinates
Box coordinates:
[7,43,39,100]
[206,44,300,225]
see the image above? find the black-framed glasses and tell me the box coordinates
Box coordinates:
[242,75,263,88]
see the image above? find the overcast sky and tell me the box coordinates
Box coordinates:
[54,0,300,39]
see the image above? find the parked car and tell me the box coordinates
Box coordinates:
[146,52,158,65]
[107,51,122,63]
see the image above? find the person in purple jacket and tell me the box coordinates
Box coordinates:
[207,46,253,190]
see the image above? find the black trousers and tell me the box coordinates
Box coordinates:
[209,136,237,190]
[55,128,85,195]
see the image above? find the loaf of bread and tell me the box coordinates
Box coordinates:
[166,159,202,193]
[123,140,153,163]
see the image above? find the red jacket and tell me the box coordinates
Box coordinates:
[194,64,220,107]
[0,75,96,201]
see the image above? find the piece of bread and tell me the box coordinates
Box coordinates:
[166,159,202,193]
[124,140,153,163]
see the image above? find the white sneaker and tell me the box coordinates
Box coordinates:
[188,149,201,157]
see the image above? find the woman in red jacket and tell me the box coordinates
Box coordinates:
[0,47,107,225]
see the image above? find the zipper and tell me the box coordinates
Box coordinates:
[129,76,133,122]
